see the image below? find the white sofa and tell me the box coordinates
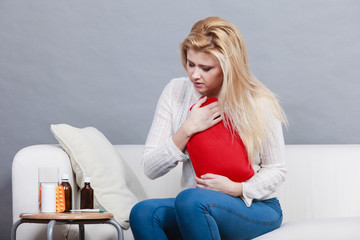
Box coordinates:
[12,144,360,239]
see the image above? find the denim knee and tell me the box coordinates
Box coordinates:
[175,188,195,207]
[175,188,208,214]
[129,200,147,226]
[130,198,181,240]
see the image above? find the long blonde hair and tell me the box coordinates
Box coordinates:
[180,17,287,163]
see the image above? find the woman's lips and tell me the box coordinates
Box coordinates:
[193,82,204,88]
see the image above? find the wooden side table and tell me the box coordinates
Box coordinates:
[11,212,124,240]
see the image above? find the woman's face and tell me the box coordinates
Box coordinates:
[186,49,223,98]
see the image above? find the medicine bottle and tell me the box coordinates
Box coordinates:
[80,177,94,209]
[60,174,72,212]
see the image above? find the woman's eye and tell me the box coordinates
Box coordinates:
[203,67,212,72]
[188,62,195,67]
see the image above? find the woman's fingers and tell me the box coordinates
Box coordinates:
[187,98,223,134]
[195,176,208,189]
[203,102,221,120]
[192,96,208,110]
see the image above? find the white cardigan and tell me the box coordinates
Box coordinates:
[142,77,287,206]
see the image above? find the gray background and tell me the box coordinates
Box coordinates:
[1,0,359,238]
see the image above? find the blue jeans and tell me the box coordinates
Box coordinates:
[130,188,283,240]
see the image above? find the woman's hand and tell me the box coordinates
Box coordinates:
[195,173,243,197]
[172,96,222,151]
[184,96,222,135]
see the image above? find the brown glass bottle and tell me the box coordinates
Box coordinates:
[61,174,72,212]
[80,177,93,209]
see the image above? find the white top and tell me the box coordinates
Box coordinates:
[142,77,286,206]
[62,173,69,180]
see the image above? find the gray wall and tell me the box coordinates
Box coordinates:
[1,0,359,238]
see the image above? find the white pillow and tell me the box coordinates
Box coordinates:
[50,124,146,229]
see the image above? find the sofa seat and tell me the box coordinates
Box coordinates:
[256,217,360,239]
[12,144,360,239]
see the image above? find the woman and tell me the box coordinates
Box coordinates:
[130,16,287,240]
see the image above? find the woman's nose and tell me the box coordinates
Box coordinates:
[192,68,201,79]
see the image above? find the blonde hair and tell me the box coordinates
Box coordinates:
[180,16,287,163]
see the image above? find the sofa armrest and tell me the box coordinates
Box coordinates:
[12,144,76,222]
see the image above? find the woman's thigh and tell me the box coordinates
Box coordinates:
[175,188,282,240]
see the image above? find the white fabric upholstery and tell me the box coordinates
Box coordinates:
[255,217,360,240]
[254,145,360,239]
[12,144,360,239]
[279,145,360,222]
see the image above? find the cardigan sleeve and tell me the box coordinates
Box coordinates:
[241,120,287,206]
[142,80,189,180]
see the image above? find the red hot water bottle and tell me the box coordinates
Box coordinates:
[186,97,254,182]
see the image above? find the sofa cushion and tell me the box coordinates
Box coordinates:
[50,124,146,229]
[254,217,360,239]
[186,97,254,182]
